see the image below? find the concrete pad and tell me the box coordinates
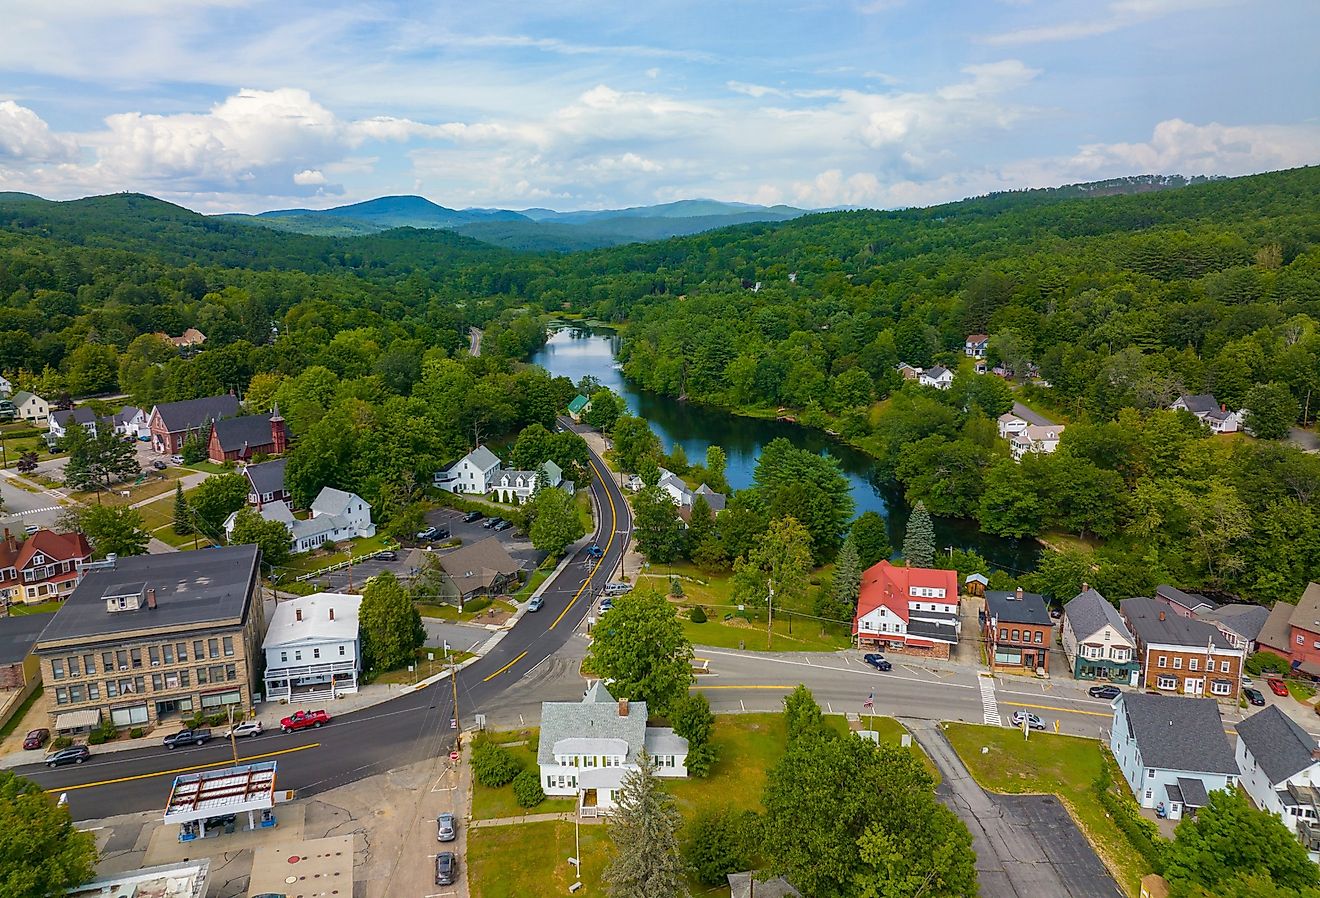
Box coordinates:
[249,834,355,898]
[143,803,306,867]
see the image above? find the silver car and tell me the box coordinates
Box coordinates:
[1009,710,1046,731]
[437,813,456,842]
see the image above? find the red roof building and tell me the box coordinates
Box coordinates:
[0,528,93,606]
[854,561,961,659]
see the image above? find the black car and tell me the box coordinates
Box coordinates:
[1244,687,1266,706]
[435,527,451,540]
[463,510,484,523]
[1088,684,1122,700]
[493,519,513,532]
[862,653,891,672]
[482,517,500,529]
[46,745,90,767]
[435,851,457,885]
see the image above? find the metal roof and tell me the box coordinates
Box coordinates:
[163,761,277,824]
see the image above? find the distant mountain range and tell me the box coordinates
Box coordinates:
[219,195,811,250]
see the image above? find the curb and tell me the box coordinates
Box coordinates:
[401,655,483,694]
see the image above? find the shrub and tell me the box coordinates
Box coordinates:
[465,596,492,614]
[472,741,521,788]
[87,731,107,745]
[512,769,546,808]
[684,807,754,885]
[1093,768,1167,872]
[1247,650,1291,677]
[689,605,707,623]
[129,727,145,739]
[52,736,73,750]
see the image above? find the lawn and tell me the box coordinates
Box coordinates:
[70,469,186,508]
[416,599,516,622]
[182,460,234,475]
[511,567,553,603]
[7,600,62,616]
[943,722,1149,896]
[575,489,593,534]
[470,729,577,821]
[280,534,396,575]
[367,648,475,686]
[679,612,851,652]
[1287,679,1317,702]
[468,820,610,898]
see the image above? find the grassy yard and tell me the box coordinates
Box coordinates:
[511,567,553,603]
[416,600,517,622]
[367,649,475,686]
[1287,679,1317,702]
[470,729,577,821]
[943,722,1149,896]
[182,460,234,475]
[69,468,187,508]
[279,534,396,575]
[7,600,62,616]
[469,820,610,898]
[1038,529,1102,555]
[679,611,851,652]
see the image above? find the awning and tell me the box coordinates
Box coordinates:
[1176,777,1210,808]
[1164,783,1184,805]
[55,709,101,730]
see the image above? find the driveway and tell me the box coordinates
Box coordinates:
[906,720,1123,898]
[421,506,547,571]
[1011,402,1056,426]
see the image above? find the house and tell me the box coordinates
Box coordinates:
[1009,425,1065,461]
[148,394,241,455]
[1062,587,1139,683]
[1171,394,1245,434]
[222,500,295,542]
[693,483,727,513]
[623,473,646,491]
[853,561,961,659]
[0,527,93,606]
[1120,596,1244,699]
[262,592,362,702]
[207,408,289,462]
[1235,705,1320,856]
[437,537,522,601]
[492,460,563,503]
[567,394,591,423]
[48,406,99,441]
[1256,582,1320,678]
[12,390,50,424]
[1154,584,1218,619]
[996,413,1028,439]
[964,572,988,597]
[1196,603,1270,654]
[657,468,693,506]
[155,328,207,350]
[32,545,265,732]
[896,363,922,381]
[0,615,49,726]
[289,488,376,553]
[434,444,502,495]
[965,334,989,358]
[918,366,953,390]
[538,681,687,817]
[984,587,1053,674]
[728,872,801,898]
[243,457,291,511]
[109,406,148,440]
[1109,692,1237,820]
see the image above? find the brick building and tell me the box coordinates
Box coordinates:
[1121,596,1244,700]
[207,407,289,462]
[984,587,1053,673]
[148,394,240,455]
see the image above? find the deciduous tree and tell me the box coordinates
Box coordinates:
[187,473,250,535]
[585,590,692,716]
[633,486,684,563]
[61,426,139,494]
[359,572,425,672]
[732,516,813,645]
[73,505,148,558]
[528,486,585,558]
[849,511,891,568]
[229,507,291,566]
[0,771,97,898]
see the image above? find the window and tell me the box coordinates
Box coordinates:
[225,664,236,681]
[88,683,99,701]
[130,648,142,669]
[1220,660,1230,673]
[1173,657,1182,669]
[110,704,148,727]
[280,651,287,663]
[67,656,80,677]
[106,680,118,698]
[68,685,84,704]
[163,644,173,664]
[1145,790,1152,800]
[1034,631,1043,644]
[179,670,190,688]
[295,651,302,661]
[148,645,160,665]
[1011,629,1020,641]
[51,658,65,680]
[55,687,69,705]
[1189,658,1199,671]
[200,690,241,709]
[1157,655,1167,668]
[339,646,346,656]
[313,648,321,659]
[102,651,114,671]
[1299,635,1306,645]
[152,673,163,691]
[1211,681,1232,696]
[222,637,234,657]
[193,641,204,661]
[208,639,219,659]
[177,643,188,662]
[999,628,1007,640]
[116,650,128,670]
[1147,768,1155,778]
[210,665,225,683]
[197,667,208,684]
[1157,675,1177,690]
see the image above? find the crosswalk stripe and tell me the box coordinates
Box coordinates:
[979,675,1002,726]
[12,505,62,516]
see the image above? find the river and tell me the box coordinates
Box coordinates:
[532,325,1040,574]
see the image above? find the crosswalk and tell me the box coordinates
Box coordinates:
[12,505,62,517]
[979,675,1002,726]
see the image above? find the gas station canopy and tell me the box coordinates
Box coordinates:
[163,761,277,826]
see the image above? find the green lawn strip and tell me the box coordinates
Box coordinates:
[367,649,475,686]
[278,534,396,575]
[469,820,610,898]
[7,601,61,616]
[575,489,593,533]
[470,728,577,821]
[943,722,1148,896]
[511,567,553,603]
[182,460,234,475]
[0,687,44,739]
[415,600,517,622]
[1287,680,1317,702]
[680,614,850,652]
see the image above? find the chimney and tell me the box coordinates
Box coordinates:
[618,699,628,717]
[3,528,13,552]
[1081,581,1089,593]
[329,607,335,621]
[1158,610,1166,622]
[1015,586,1024,600]
[1221,403,1226,412]
[146,588,157,609]
[295,608,303,622]
[1312,746,1320,762]
[270,403,287,455]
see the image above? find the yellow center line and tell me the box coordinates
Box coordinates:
[45,743,320,794]
[1001,700,1112,718]
[549,455,617,631]
[481,650,528,682]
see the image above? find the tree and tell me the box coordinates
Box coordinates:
[684,807,752,886]
[731,516,813,646]
[820,533,862,624]
[604,752,689,898]
[509,423,556,471]
[704,445,728,492]
[172,482,193,536]
[74,505,148,557]
[683,494,717,563]
[850,511,891,568]
[187,473,250,536]
[229,507,291,566]
[752,439,853,562]
[1244,382,1300,440]
[528,486,585,557]
[472,740,521,787]
[782,684,824,742]
[512,769,545,808]
[1025,549,1094,604]
[61,426,139,494]
[670,692,718,776]
[180,427,209,464]
[902,501,935,568]
[359,572,425,672]
[633,486,684,563]
[0,770,97,898]
[977,458,1044,538]
[585,590,693,716]
[613,415,662,473]
[584,388,625,432]
[852,804,977,898]
[16,451,38,474]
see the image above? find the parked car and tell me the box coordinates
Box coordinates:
[1244,688,1266,707]
[224,720,264,738]
[1088,685,1121,700]
[1009,711,1046,731]
[163,728,212,749]
[437,813,456,842]
[493,519,513,532]
[599,598,614,614]
[280,709,331,732]
[1267,678,1290,697]
[375,550,398,561]
[463,510,484,523]
[862,653,891,671]
[24,523,39,535]
[1241,674,1253,686]
[527,596,545,612]
[435,851,457,885]
[604,581,633,596]
[150,459,167,470]
[46,745,90,767]
[22,728,49,750]
[170,454,184,466]
[416,526,440,541]
[482,517,499,529]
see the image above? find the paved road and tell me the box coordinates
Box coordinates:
[1011,401,1055,426]
[19,425,633,822]
[0,470,68,531]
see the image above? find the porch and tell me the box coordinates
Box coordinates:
[263,660,358,703]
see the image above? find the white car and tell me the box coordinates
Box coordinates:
[224,720,263,738]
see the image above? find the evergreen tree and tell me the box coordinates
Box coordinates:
[832,534,862,610]
[850,511,891,568]
[604,751,689,898]
[172,481,193,536]
[902,501,936,568]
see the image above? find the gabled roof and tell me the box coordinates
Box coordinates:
[1117,692,1237,775]
[538,689,648,766]
[966,334,989,344]
[567,395,590,414]
[111,406,143,426]
[1156,585,1218,614]
[1237,706,1320,785]
[311,487,364,518]
[1174,394,1220,415]
[151,395,241,433]
[463,445,501,473]
[855,561,958,630]
[15,529,92,568]
[244,457,288,495]
[694,484,726,512]
[1064,588,1133,643]
[987,589,1052,626]
[51,407,98,428]
[12,391,43,407]
[211,413,285,452]
[439,537,521,594]
[1121,596,1235,650]
[1287,583,1320,635]
[263,592,361,649]
[924,365,951,379]
[1011,424,1064,445]
[1198,603,1270,643]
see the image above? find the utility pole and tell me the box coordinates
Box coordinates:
[766,581,775,650]
[227,704,239,766]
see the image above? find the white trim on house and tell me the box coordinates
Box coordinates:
[262,593,362,702]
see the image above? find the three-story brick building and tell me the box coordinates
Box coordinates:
[984,587,1053,674]
[1120,596,1244,700]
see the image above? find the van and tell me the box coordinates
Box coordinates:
[604,582,633,596]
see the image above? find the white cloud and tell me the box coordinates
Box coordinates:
[292,169,326,185]
[1069,118,1320,176]
[727,81,786,98]
[985,0,1241,45]
[0,101,78,162]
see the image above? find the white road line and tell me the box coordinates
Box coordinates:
[979,676,1002,726]
[698,648,976,690]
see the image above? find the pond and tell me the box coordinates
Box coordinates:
[532,325,1039,574]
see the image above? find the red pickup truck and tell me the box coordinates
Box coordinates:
[280,709,331,733]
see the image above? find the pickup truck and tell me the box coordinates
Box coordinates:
[280,709,331,733]
[162,728,213,749]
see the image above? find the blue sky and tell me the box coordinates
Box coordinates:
[0,0,1316,213]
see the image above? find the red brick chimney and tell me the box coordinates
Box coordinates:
[618,699,629,717]
[1158,610,1166,622]
[1015,586,1024,600]
[295,607,303,622]
[270,403,287,455]
[146,588,157,609]
[3,528,14,552]
[329,607,335,621]
[1081,581,1089,593]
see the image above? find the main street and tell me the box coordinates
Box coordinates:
[17,425,634,822]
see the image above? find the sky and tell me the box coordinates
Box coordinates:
[0,0,1317,214]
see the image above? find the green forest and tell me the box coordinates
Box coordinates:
[2,167,1319,604]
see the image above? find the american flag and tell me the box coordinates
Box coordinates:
[863,692,874,710]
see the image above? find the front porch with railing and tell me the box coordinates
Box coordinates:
[263,660,358,703]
